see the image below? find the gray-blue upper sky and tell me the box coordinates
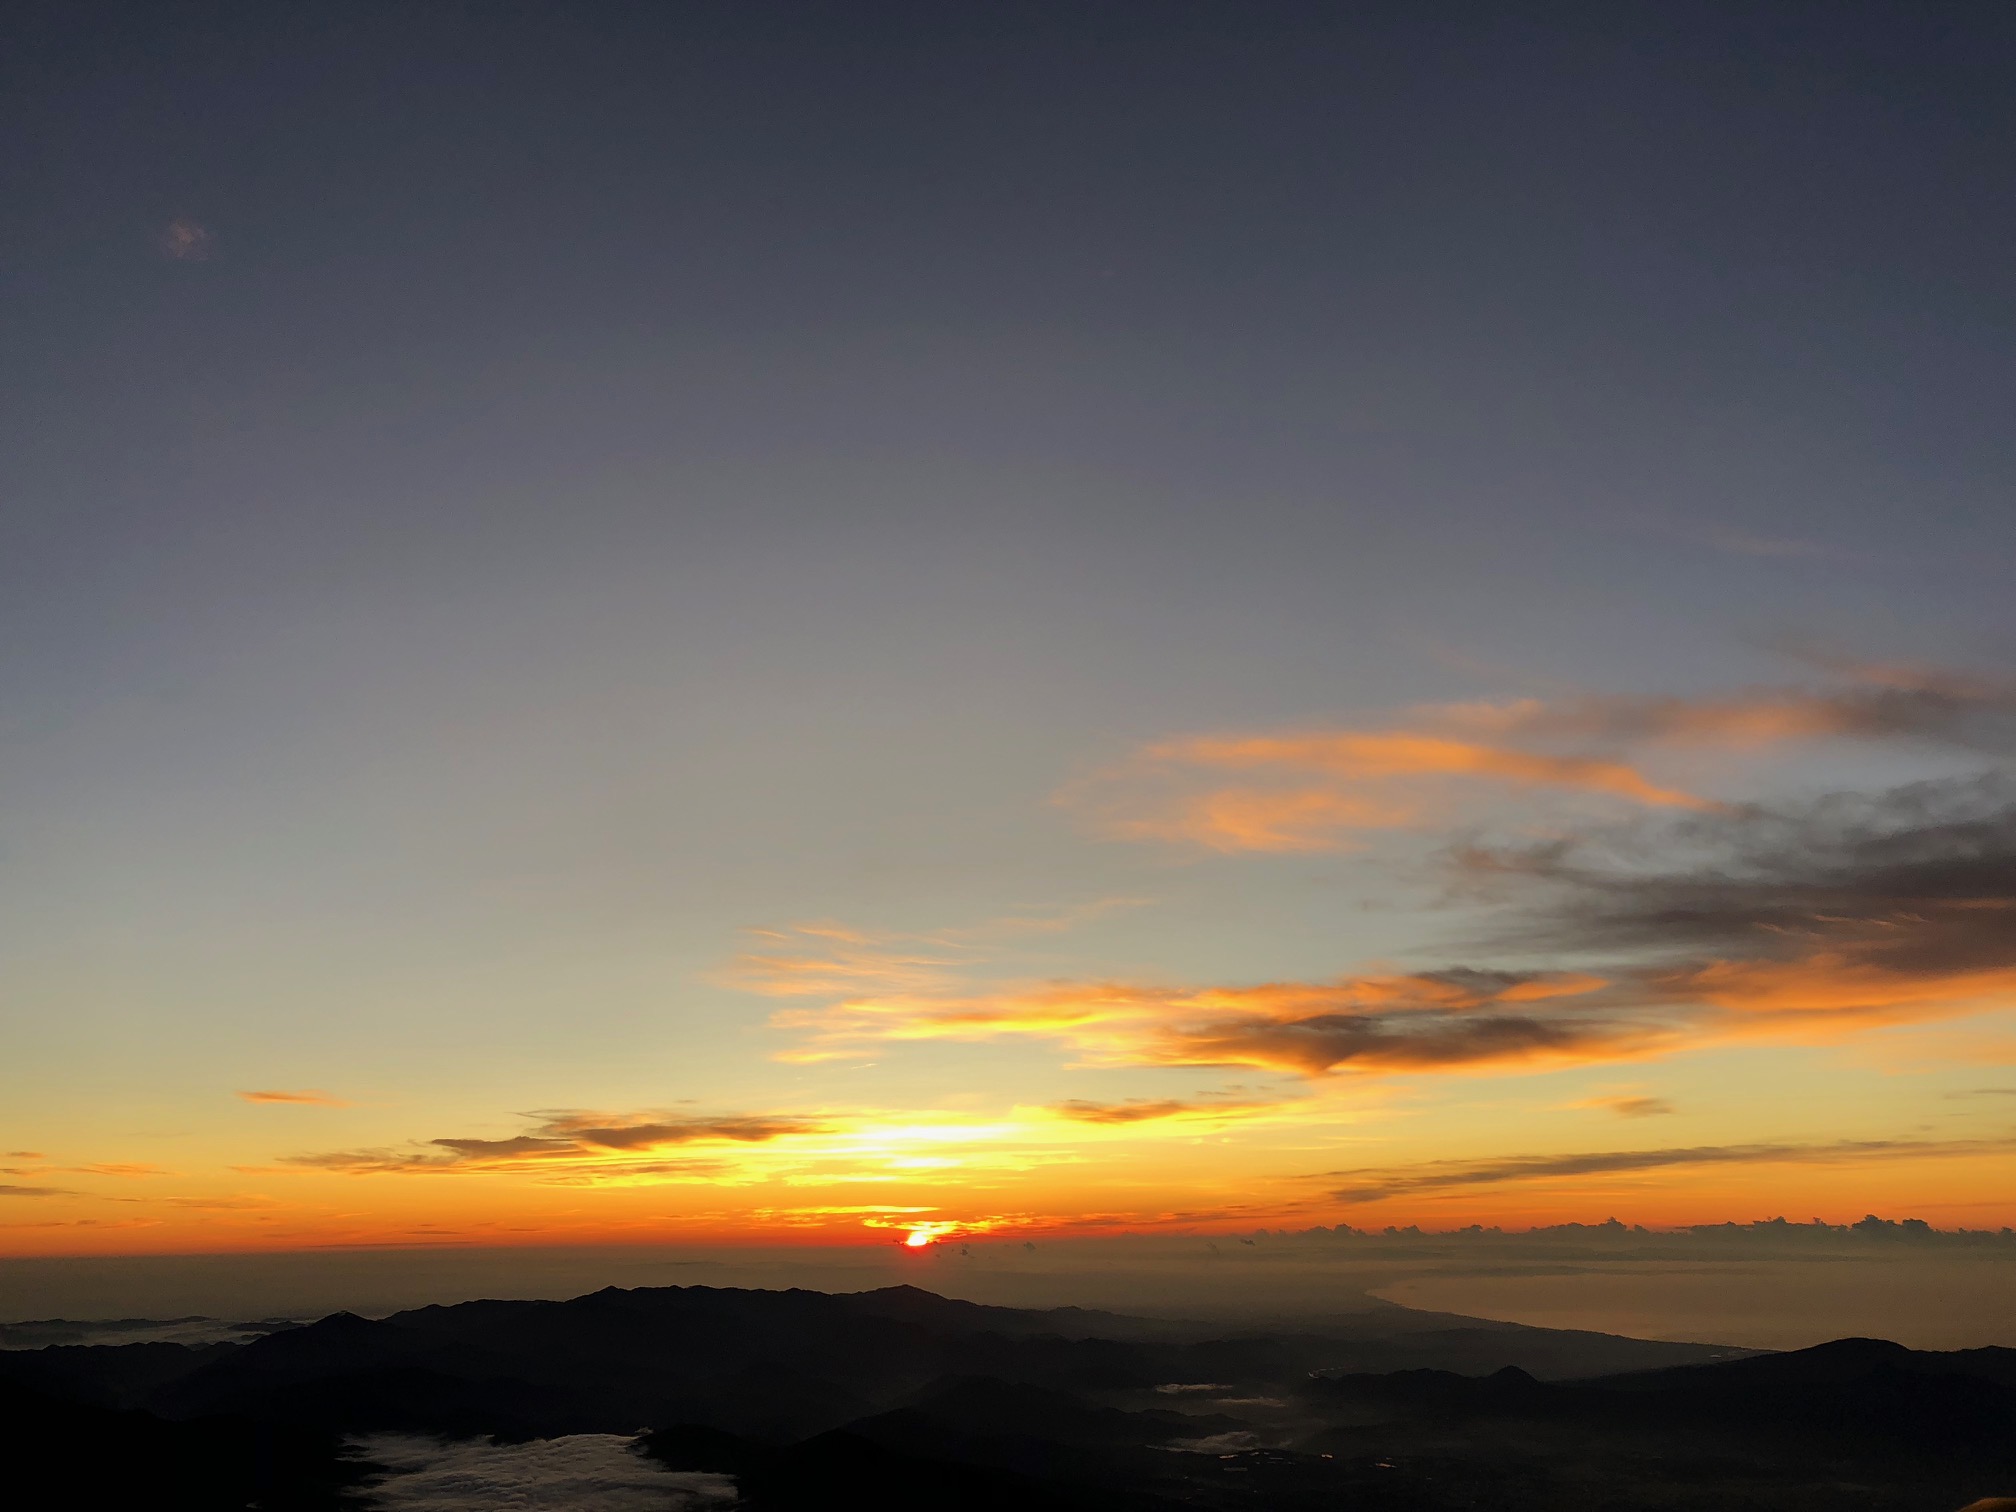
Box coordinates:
[5,2,2015,1249]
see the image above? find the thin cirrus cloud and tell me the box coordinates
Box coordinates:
[1571,1096,1678,1118]
[0,1185,75,1198]
[1061,664,2016,853]
[1064,730,1711,853]
[1693,526,1838,560]
[161,1195,281,1211]
[1047,1095,1287,1125]
[0,1162,170,1178]
[1324,1135,2016,1203]
[239,1089,351,1107]
[720,924,970,999]
[719,901,1151,1000]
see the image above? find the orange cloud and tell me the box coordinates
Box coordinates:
[1067,666,2015,852]
[773,968,1642,1078]
[1660,958,2016,1035]
[239,1089,350,1107]
[1439,662,2015,747]
[1097,787,1413,852]
[763,905,2016,1082]
[1047,1095,1284,1125]
[1072,728,1711,852]
[755,762,2016,1097]
[1155,730,1710,808]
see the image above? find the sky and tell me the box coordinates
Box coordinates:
[3,1,2015,1266]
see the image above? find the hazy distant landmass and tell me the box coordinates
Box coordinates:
[8,1217,2011,1352]
[3,1280,2011,1510]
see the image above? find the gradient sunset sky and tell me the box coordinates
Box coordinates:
[5,1,2015,1258]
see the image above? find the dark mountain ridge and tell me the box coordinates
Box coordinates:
[1299,1336,2016,1510]
[3,1282,2008,1510]
[0,1280,1741,1439]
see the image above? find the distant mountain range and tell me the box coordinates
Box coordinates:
[3,1282,2009,1510]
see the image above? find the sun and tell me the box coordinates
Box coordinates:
[902,1229,934,1248]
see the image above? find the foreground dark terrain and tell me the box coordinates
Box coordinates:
[3,1282,2010,1509]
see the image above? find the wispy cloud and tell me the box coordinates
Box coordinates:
[158,217,214,261]
[722,928,968,999]
[772,966,1646,1076]
[1569,1095,1677,1118]
[1461,772,2016,1038]
[763,767,2016,1083]
[3,1161,172,1178]
[239,1089,351,1107]
[161,1194,281,1210]
[1065,727,1712,853]
[1641,519,1842,562]
[1062,665,2016,853]
[722,901,1146,1000]
[75,1162,173,1177]
[1325,1135,2016,1202]
[1047,1094,1285,1125]
[283,1110,830,1176]
[1696,527,1836,560]
[0,1184,74,1198]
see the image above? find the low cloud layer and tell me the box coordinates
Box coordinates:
[356,1433,734,1512]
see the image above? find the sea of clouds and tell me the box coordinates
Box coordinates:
[353,1434,736,1512]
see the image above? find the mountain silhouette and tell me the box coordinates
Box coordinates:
[2,1283,2008,1510]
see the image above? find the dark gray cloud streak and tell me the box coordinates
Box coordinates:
[1420,773,2016,1042]
[1467,773,2016,966]
[286,1113,825,1174]
[1171,1010,1624,1077]
[1327,1136,2016,1203]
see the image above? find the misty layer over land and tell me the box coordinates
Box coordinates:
[8,1216,2011,1350]
[3,1279,2012,1511]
